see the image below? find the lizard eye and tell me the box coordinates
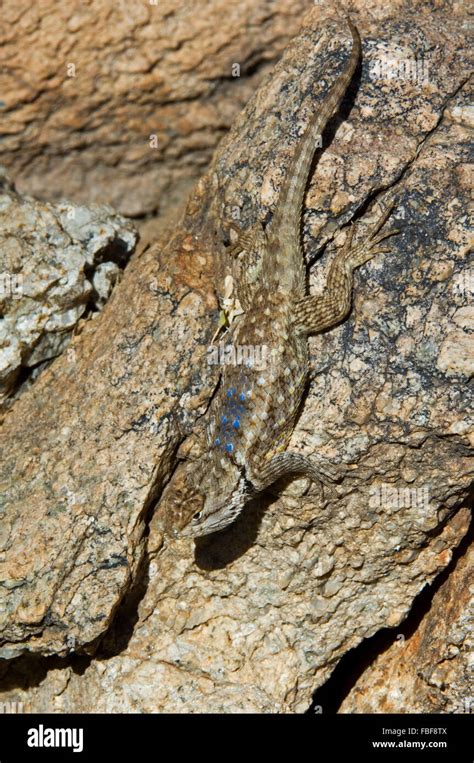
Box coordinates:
[192,511,202,522]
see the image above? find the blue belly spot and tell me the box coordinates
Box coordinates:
[211,375,255,453]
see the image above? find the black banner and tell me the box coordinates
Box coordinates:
[0,712,471,761]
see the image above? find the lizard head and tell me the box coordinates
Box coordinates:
[161,455,251,539]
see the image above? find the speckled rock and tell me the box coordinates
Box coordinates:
[339,540,473,713]
[0,0,306,217]
[0,4,472,713]
[0,170,137,410]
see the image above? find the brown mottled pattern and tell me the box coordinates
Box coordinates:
[210,293,306,477]
[160,20,397,538]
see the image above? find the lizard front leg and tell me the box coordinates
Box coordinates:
[293,204,398,335]
[248,450,342,491]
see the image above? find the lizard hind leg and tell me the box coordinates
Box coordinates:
[249,450,342,492]
[227,221,266,257]
[293,204,399,335]
[227,221,268,310]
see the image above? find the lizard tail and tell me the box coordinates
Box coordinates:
[267,19,361,287]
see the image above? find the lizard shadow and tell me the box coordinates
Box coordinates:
[193,474,320,569]
[321,57,361,147]
[193,491,276,569]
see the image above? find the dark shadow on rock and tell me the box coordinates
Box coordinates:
[193,493,276,569]
[96,551,151,659]
[307,501,473,714]
[0,652,92,695]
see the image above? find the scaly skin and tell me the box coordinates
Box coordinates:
[160,20,398,538]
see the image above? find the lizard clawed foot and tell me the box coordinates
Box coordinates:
[342,203,400,269]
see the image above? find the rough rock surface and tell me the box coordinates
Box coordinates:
[0,5,472,712]
[339,538,473,714]
[0,0,307,217]
[0,170,137,411]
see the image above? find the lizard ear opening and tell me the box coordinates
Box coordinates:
[192,511,202,522]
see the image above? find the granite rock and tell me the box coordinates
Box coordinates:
[339,540,473,713]
[0,170,137,411]
[0,0,306,218]
[0,4,472,713]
